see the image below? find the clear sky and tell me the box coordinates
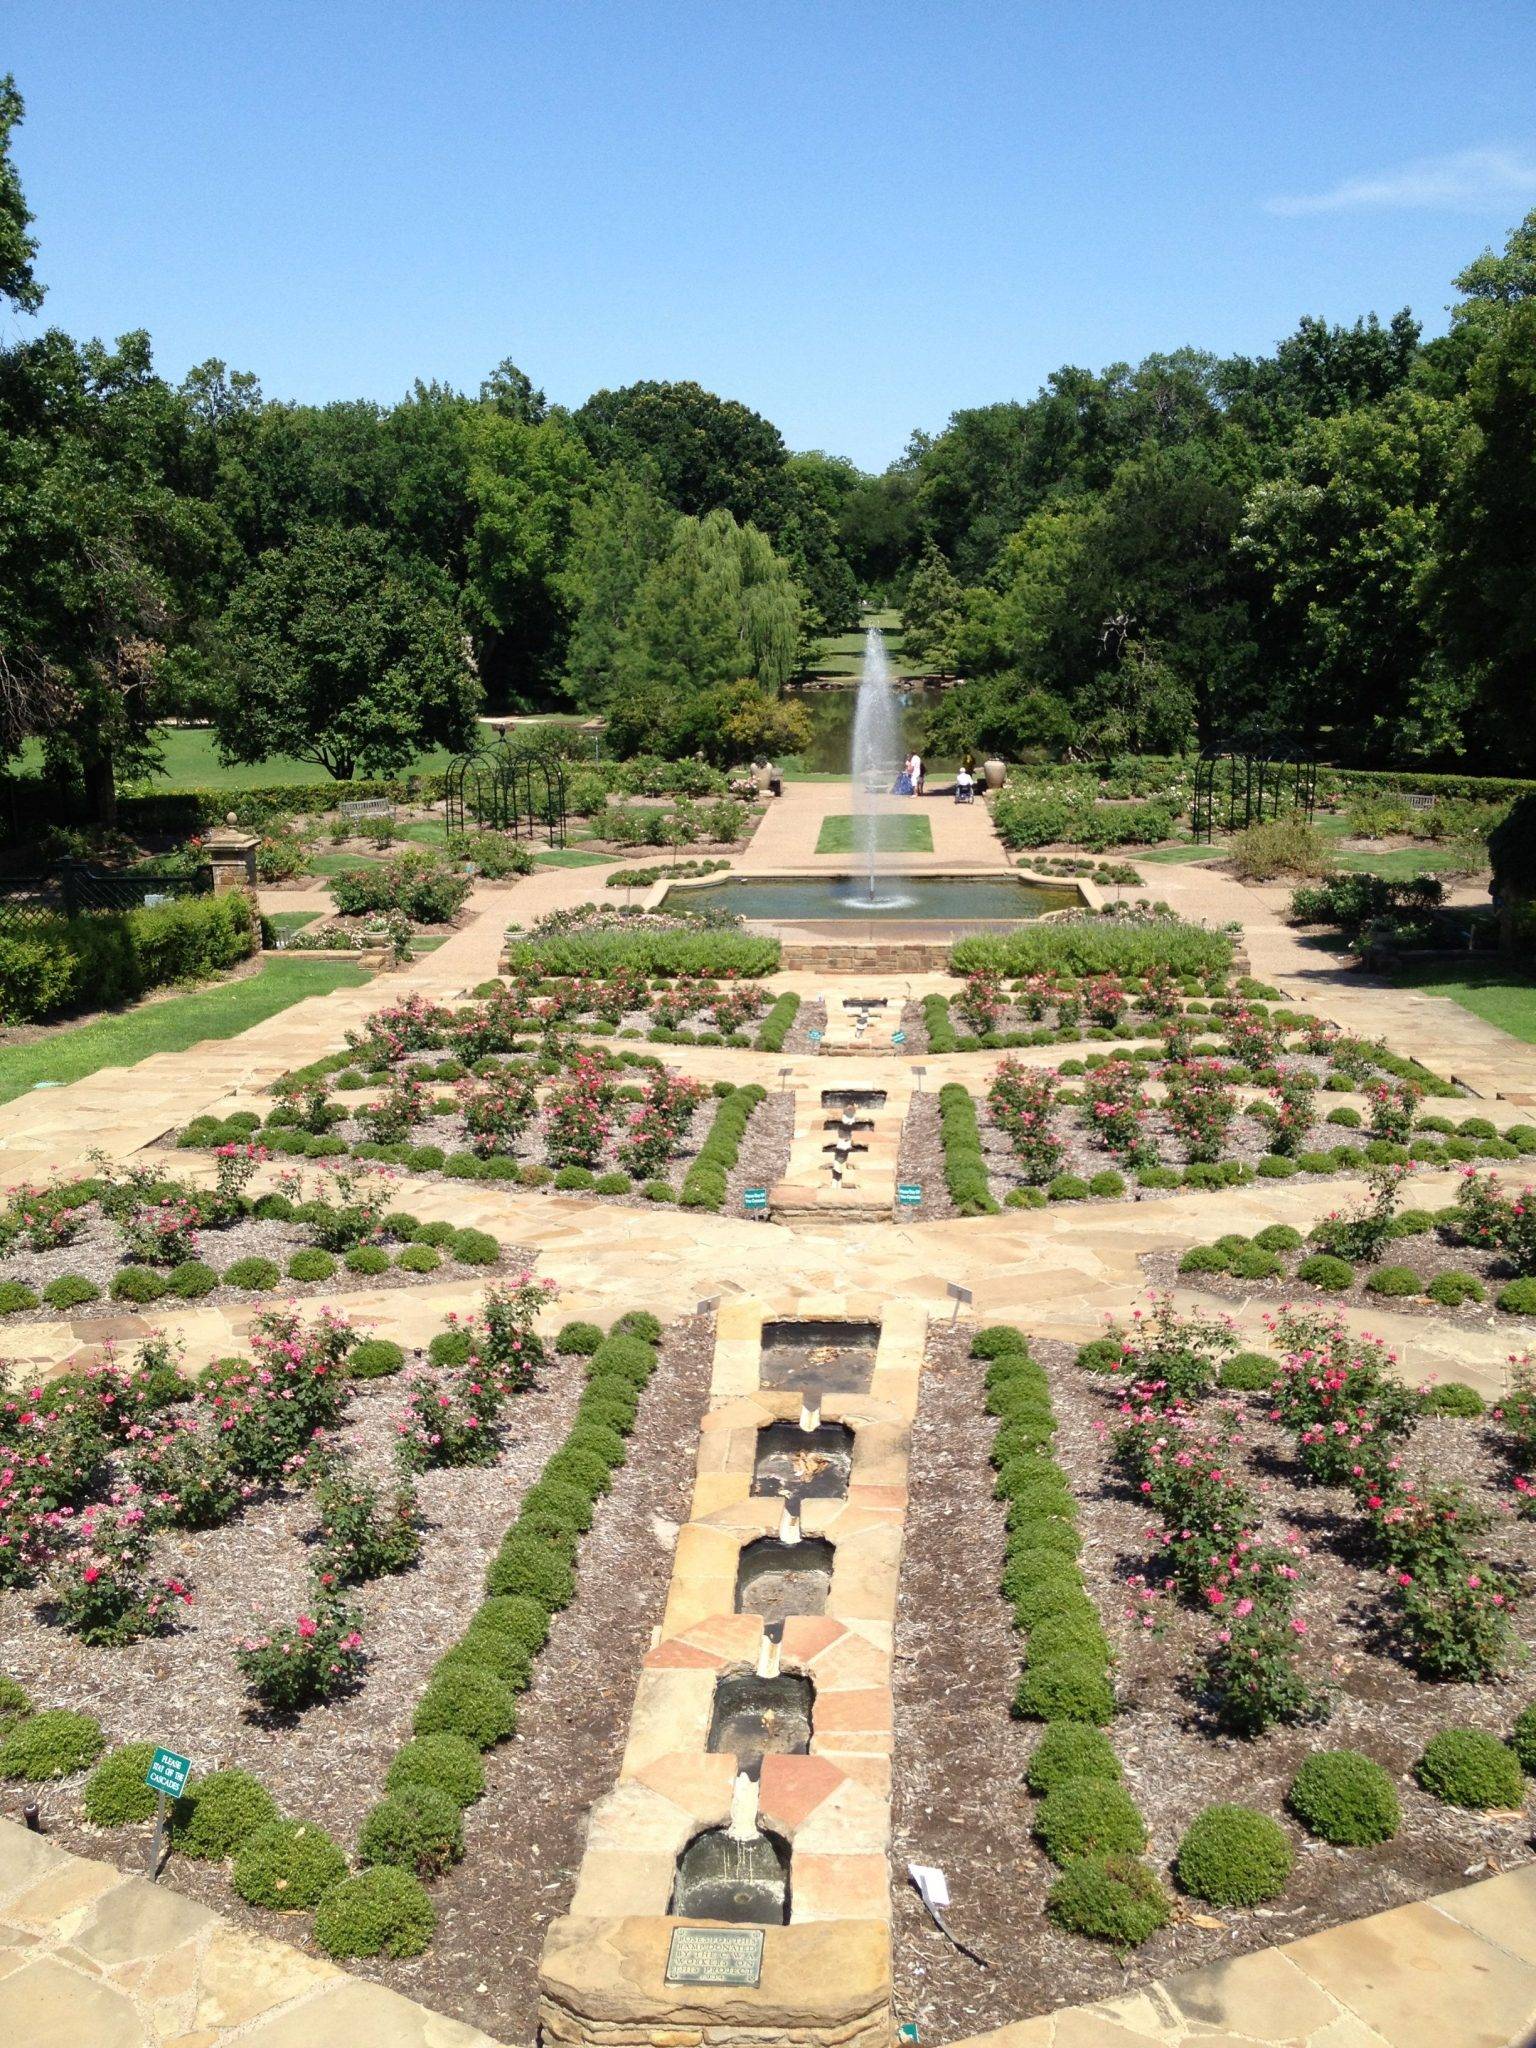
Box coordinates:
[6,1,1536,470]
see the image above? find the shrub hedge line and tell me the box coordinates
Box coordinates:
[681,1083,767,1209]
[755,991,800,1052]
[0,891,259,1024]
[937,1082,999,1216]
[504,930,780,978]
[951,922,1234,980]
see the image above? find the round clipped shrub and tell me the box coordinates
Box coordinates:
[168,1259,219,1299]
[1001,1547,1077,1602]
[1033,1778,1145,1863]
[414,1220,458,1247]
[452,1228,500,1266]
[972,1325,1029,1360]
[1230,1248,1283,1281]
[1047,1174,1090,1202]
[543,1445,613,1499]
[1024,1722,1122,1796]
[519,1477,595,1544]
[344,1245,391,1276]
[315,1865,435,1959]
[359,1783,464,1877]
[1088,1170,1125,1199]
[224,1256,280,1291]
[173,1767,280,1858]
[1286,1749,1400,1845]
[395,1244,439,1274]
[1415,1728,1524,1809]
[474,1592,551,1660]
[428,1328,474,1368]
[1046,1854,1170,1946]
[1497,1278,1536,1315]
[554,1166,595,1191]
[82,1742,160,1826]
[413,1665,516,1751]
[1367,1265,1421,1297]
[1426,1272,1485,1308]
[1075,1337,1123,1374]
[348,1338,405,1379]
[1174,1804,1292,1904]
[1421,1380,1486,1417]
[1179,1245,1229,1275]
[0,1279,40,1313]
[449,1626,533,1693]
[0,1676,32,1733]
[287,1248,336,1283]
[567,1420,626,1471]
[110,1266,168,1304]
[1253,1223,1304,1252]
[1257,1153,1299,1178]
[557,1320,604,1356]
[233,1819,348,1909]
[0,1709,105,1780]
[387,1732,486,1808]
[1220,1351,1275,1392]
[1013,1656,1115,1726]
[643,1180,675,1202]
[1297,1253,1354,1293]
[42,1274,101,1309]
[1027,1611,1107,1667]
[612,1308,663,1344]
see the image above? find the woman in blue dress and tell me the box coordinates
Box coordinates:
[892,754,915,796]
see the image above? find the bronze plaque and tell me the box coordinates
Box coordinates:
[664,1925,765,1987]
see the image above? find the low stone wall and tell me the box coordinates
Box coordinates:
[781,943,951,972]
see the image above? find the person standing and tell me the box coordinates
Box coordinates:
[911,751,924,796]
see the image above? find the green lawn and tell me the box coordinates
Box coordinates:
[305,850,383,877]
[0,957,374,1105]
[1383,960,1536,1046]
[815,813,933,855]
[265,910,321,938]
[536,847,617,868]
[802,608,920,681]
[1134,841,1227,864]
[1326,844,1485,880]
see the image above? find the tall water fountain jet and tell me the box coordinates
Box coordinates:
[849,626,903,906]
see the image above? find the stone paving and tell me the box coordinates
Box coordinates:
[5,811,1536,2047]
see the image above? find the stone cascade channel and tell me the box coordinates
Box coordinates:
[538,1293,926,2048]
[769,1045,915,1224]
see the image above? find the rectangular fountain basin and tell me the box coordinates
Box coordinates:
[760,1319,880,1394]
[659,876,1080,925]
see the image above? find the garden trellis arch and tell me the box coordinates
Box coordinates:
[1192,735,1317,844]
[444,733,569,847]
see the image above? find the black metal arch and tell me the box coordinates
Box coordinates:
[444,734,568,847]
[1193,731,1317,844]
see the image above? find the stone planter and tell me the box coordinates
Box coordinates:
[982,757,1006,790]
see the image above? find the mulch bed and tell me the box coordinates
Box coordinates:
[7,1312,716,2043]
[890,1328,1536,2038]
[726,1091,796,1209]
[778,998,827,1054]
[896,1091,955,1221]
[1144,1227,1536,1336]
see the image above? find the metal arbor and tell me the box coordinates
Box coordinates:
[1192,736,1317,844]
[444,734,569,847]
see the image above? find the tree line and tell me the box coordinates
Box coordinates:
[2,67,1535,824]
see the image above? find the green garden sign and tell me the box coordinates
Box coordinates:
[743,1187,769,1212]
[897,1183,922,1206]
[143,1747,191,1881]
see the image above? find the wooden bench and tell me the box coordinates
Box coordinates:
[338,797,395,822]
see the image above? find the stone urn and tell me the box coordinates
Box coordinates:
[982,758,1006,791]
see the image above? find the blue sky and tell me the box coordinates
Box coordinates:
[6,1,1535,469]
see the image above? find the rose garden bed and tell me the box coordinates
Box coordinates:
[889,1309,1536,2038]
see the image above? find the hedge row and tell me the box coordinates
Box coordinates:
[504,930,780,979]
[951,921,1234,981]
[922,993,958,1053]
[937,1082,999,1216]
[755,991,800,1052]
[0,891,258,1024]
[977,1326,1171,1945]
[680,1084,767,1209]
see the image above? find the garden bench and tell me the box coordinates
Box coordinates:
[1405,792,1437,812]
[338,797,395,822]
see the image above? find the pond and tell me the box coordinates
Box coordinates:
[658,876,1081,924]
[781,684,946,776]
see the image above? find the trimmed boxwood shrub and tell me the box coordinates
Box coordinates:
[1024,1722,1122,1795]
[1421,1379,1486,1416]
[1512,1703,1536,1774]
[613,1308,663,1343]
[168,1259,219,1299]
[588,1334,657,1387]
[286,1248,336,1282]
[1027,1611,1107,1667]
[359,1783,464,1876]
[485,1532,576,1610]
[1047,1174,1090,1202]
[557,1320,604,1356]
[82,1742,160,1826]
[413,1665,517,1750]
[315,1865,435,1959]
[1075,1337,1122,1374]
[1033,1779,1145,1863]
[1498,1277,1536,1315]
[1045,1854,1170,1945]
[1013,1656,1115,1725]
[1367,1265,1421,1297]
[396,1243,439,1274]
[449,1625,533,1692]
[543,1445,613,1499]
[110,1266,168,1303]
[1297,1253,1354,1292]
[428,1328,474,1368]
[1415,1728,1524,1809]
[0,1279,40,1312]
[518,1477,595,1544]
[224,1256,280,1291]
[344,1245,391,1277]
[349,1338,406,1379]
[972,1325,1029,1360]
[233,1819,348,1909]
[0,1708,105,1779]
[0,1677,32,1733]
[451,1227,500,1266]
[173,1767,280,1859]
[1088,1169,1125,1199]
[1426,1272,1484,1308]
[567,1420,627,1470]
[1257,1153,1299,1178]
[554,1165,596,1191]
[1287,1749,1400,1845]
[386,1731,485,1808]
[680,1084,768,1210]
[1179,1244,1229,1275]
[42,1273,101,1309]
[1174,1805,1292,1904]
[1229,1248,1283,1280]
[474,1592,551,1660]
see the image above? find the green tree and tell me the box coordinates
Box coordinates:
[0,74,42,314]
[560,465,676,708]
[213,524,480,777]
[901,541,965,669]
[460,408,589,706]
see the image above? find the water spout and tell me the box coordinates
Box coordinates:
[850,626,902,906]
[756,1630,782,1680]
[798,1391,821,1432]
[777,1499,802,1546]
[727,1768,760,1842]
